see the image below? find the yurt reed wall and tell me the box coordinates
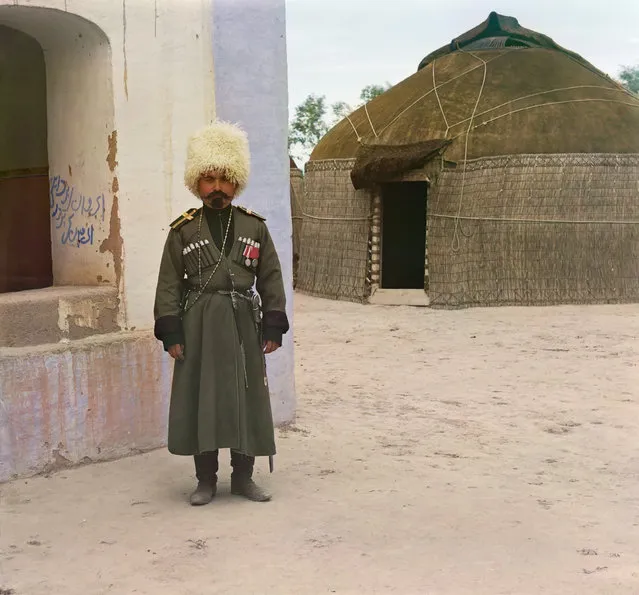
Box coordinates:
[427,153,639,307]
[289,166,304,283]
[297,159,373,301]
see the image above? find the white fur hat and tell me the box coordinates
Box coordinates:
[183,120,251,197]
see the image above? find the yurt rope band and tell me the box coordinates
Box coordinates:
[450,98,639,143]
[345,115,362,141]
[449,85,635,131]
[431,214,639,225]
[452,49,488,253]
[376,52,511,137]
[432,60,451,136]
[302,213,372,222]
[364,103,378,138]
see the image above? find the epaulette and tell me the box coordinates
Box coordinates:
[169,207,200,230]
[236,205,266,221]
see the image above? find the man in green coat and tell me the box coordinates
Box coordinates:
[153,120,289,505]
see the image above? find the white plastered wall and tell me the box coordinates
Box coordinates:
[0,0,215,328]
[0,0,294,425]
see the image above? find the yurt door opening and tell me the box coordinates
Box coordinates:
[375,181,429,305]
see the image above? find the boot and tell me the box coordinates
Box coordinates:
[191,451,219,506]
[230,450,272,502]
[190,480,217,506]
[231,475,271,502]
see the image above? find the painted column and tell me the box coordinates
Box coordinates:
[211,0,295,424]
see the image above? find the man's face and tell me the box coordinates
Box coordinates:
[198,172,237,209]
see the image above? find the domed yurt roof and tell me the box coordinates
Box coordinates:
[310,12,639,188]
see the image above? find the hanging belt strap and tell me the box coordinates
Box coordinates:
[220,291,271,474]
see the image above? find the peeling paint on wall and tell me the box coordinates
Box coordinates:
[102,132,124,292]
[107,131,118,172]
[57,296,120,340]
[0,286,120,348]
[99,193,123,288]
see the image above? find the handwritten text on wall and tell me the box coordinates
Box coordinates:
[49,176,106,247]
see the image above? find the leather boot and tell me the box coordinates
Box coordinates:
[190,480,217,506]
[230,450,271,502]
[191,451,219,506]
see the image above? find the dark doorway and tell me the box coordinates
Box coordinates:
[0,25,52,293]
[381,182,427,289]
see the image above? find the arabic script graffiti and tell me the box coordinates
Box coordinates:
[49,176,107,247]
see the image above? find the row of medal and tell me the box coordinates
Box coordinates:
[181,238,261,273]
[239,237,261,268]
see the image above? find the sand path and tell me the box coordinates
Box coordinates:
[1,294,638,594]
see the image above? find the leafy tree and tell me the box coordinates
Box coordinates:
[618,65,639,94]
[288,94,329,154]
[359,83,392,103]
[330,100,353,124]
[288,83,393,163]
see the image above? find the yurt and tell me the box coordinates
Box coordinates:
[289,156,304,287]
[297,12,639,307]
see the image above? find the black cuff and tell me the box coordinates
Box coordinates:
[162,332,184,352]
[154,315,184,351]
[262,326,283,346]
[263,310,289,334]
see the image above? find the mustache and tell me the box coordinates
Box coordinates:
[206,190,230,200]
[205,190,230,208]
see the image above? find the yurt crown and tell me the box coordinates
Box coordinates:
[418,11,584,71]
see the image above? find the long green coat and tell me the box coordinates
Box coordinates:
[153,205,288,457]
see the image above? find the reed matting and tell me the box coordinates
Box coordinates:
[428,153,639,307]
[297,161,372,302]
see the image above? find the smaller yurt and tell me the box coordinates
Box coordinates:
[297,12,639,307]
[289,156,304,287]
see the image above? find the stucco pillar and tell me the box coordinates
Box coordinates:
[211,0,295,424]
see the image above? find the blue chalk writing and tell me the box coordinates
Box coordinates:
[60,214,95,247]
[49,176,106,247]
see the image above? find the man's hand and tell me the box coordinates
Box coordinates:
[263,340,280,354]
[168,344,185,361]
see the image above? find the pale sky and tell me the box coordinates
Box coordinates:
[286,0,639,118]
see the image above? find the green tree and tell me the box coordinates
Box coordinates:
[330,100,353,124]
[288,94,329,158]
[359,82,391,103]
[288,83,394,163]
[618,65,639,93]
[328,84,392,127]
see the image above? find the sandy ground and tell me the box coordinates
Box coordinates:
[1,293,639,595]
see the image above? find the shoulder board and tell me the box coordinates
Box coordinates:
[169,207,200,230]
[236,205,266,221]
